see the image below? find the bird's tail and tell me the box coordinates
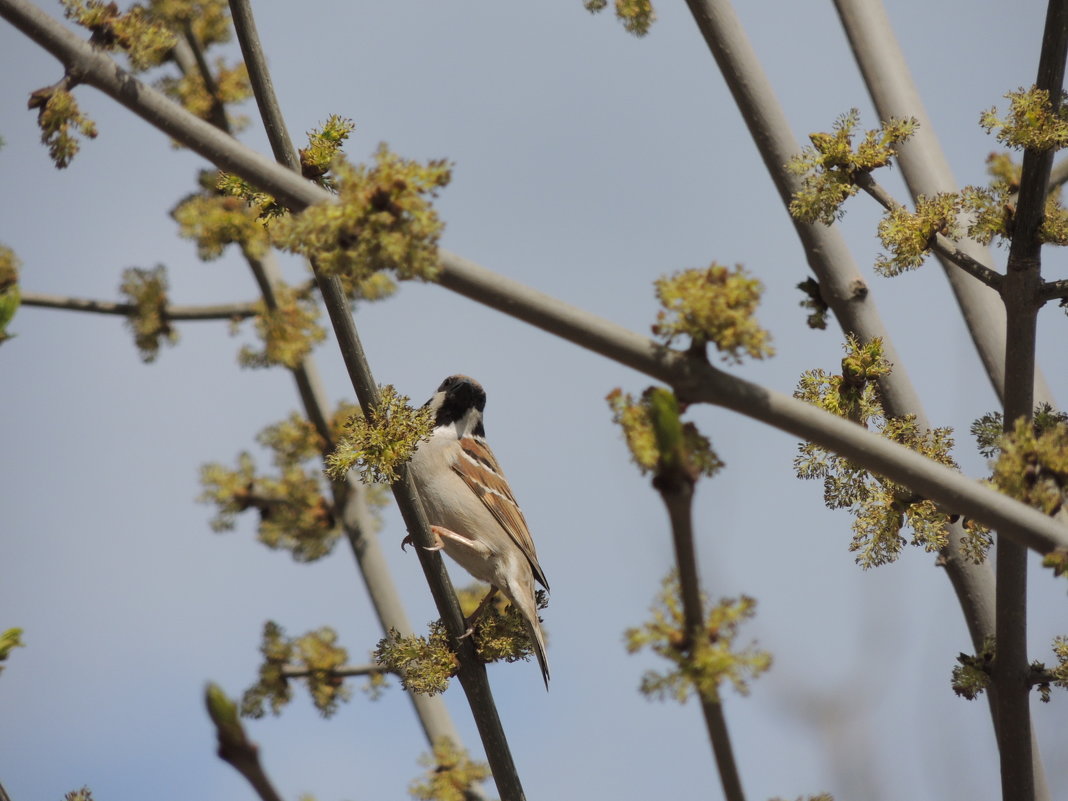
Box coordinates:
[506,583,550,689]
[525,609,550,690]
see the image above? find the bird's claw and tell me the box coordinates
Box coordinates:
[401,529,445,552]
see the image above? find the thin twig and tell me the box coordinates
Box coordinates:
[657,478,746,801]
[181,23,229,133]
[280,663,389,679]
[20,289,257,319]
[1047,157,1068,194]
[226,0,297,169]
[226,2,507,797]
[206,685,286,801]
[853,172,1005,291]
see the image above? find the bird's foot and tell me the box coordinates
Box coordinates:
[401,526,446,552]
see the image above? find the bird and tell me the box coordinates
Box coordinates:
[407,374,550,688]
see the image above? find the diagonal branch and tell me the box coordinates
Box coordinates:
[852,171,1005,291]
[180,21,230,133]
[205,683,286,801]
[226,2,514,798]
[4,0,1066,560]
[280,662,389,679]
[437,253,1068,556]
[315,270,527,800]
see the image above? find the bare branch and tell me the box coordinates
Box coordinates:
[205,684,286,801]
[227,0,298,169]
[20,289,258,319]
[991,3,1068,797]
[180,22,229,133]
[657,480,746,801]
[1039,278,1068,301]
[853,171,1005,291]
[226,1,495,795]
[280,662,388,679]
[437,253,1068,556]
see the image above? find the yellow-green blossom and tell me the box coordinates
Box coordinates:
[625,572,771,704]
[788,109,917,224]
[27,87,98,169]
[272,145,451,287]
[652,263,773,362]
[607,387,722,479]
[980,87,1068,151]
[326,386,433,484]
[119,265,178,362]
[409,739,490,801]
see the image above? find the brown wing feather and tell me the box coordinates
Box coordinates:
[452,435,549,591]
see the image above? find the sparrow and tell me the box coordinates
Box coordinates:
[408,374,550,688]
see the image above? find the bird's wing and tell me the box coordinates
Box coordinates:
[451,434,549,591]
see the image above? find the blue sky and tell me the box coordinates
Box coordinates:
[2,1,1066,800]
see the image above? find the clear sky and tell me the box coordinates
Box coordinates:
[2,1,1066,800]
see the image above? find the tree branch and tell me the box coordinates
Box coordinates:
[280,662,389,679]
[316,269,528,801]
[830,4,1064,797]
[657,477,746,801]
[993,3,1068,798]
[20,289,258,319]
[227,0,297,169]
[832,0,1057,408]
[852,171,1005,292]
[676,9,1056,794]
[1039,278,1068,301]
[436,254,1068,555]
[205,684,286,801]
[227,2,510,798]
[180,22,229,133]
